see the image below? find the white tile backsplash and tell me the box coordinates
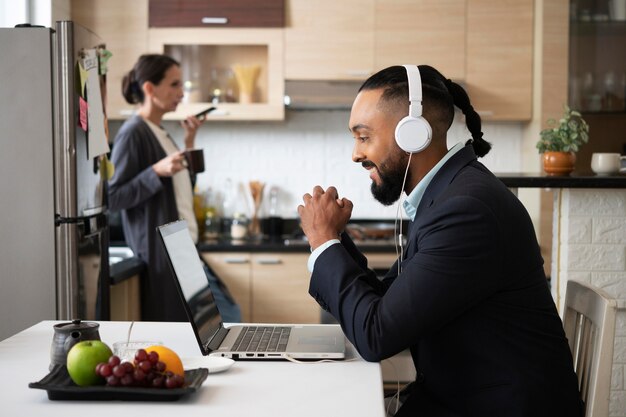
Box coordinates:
[110,110,524,219]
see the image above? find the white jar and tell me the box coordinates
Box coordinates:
[230,213,249,239]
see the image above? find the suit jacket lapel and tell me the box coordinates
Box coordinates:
[402,144,478,258]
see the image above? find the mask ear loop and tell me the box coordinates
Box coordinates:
[395,152,412,276]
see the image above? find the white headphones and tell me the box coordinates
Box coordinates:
[394,65,432,153]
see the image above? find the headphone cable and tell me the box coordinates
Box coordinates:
[395,152,413,276]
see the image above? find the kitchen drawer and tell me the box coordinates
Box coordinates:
[251,253,319,324]
[149,0,285,28]
[201,252,320,324]
[201,252,252,322]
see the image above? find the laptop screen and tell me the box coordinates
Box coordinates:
[159,220,222,344]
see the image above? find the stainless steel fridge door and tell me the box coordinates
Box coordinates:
[54,21,110,320]
[54,21,106,218]
[56,216,110,320]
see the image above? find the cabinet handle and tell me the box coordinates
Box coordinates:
[476,110,494,117]
[256,259,283,265]
[224,258,249,264]
[201,17,229,24]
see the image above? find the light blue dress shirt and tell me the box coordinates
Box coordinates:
[307,142,465,272]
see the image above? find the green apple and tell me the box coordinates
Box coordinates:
[66,340,112,386]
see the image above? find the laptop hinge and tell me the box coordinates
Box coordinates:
[206,326,229,353]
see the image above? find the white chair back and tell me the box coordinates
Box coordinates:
[563,280,617,417]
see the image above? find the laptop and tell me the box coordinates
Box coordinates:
[157,220,346,360]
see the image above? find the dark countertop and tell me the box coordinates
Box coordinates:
[496,172,626,188]
[197,237,398,253]
[109,257,145,285]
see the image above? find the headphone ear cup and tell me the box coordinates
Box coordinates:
[395,116,432,153]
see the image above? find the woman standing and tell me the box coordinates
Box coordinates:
[108,54,240,322]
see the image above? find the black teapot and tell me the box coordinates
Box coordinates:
[50,319,101,371]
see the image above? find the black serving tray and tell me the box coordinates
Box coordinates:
[29,365,208,401]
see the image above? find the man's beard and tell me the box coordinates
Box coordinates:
[365,152,409,206]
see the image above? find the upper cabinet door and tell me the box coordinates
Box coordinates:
[284,0,375,80]
[374,0,466,81]
[149,0,285,27]
[466,0,534,121]
[72,0,149,120]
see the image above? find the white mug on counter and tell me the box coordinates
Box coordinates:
[590,152,621,175]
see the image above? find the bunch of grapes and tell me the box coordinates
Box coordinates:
[95,349,185,389]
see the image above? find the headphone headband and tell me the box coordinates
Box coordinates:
[394,65,432,153]
[403,64,423,119]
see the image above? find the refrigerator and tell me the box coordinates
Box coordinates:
[0,21,110,341]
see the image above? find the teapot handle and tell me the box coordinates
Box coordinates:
[64,331,82,354]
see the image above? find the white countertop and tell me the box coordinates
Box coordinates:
[0,321,385,416]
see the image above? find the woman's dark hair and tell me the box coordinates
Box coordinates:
[121,54,179,104]
[359,65,491,158]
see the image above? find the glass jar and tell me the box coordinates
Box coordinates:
[203,207,220,241]
[230,213,249,240]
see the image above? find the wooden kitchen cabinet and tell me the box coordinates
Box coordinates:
[110,274,141,321]
[567,1,626,172]
[149,28,285,120]
[251,253,319,324]
[201,252,253,322]
[73,0,283,121]
[284,0,375,80]
[466,0,534,121]
[374,0,466,81]
[285,0,533,121]
[71,0,149,120]
[149,0,285,28]
[201,252,320,324]
[285,0,464,81]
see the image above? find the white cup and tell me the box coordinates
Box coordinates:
[591,153,621,175]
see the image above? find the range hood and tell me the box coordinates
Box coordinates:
[284,80,362,110]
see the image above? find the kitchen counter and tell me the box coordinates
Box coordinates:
[197,237,397,253]
[496,172,626,188]
[109,256,145,285]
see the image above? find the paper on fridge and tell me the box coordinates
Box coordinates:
[83,49,109,159]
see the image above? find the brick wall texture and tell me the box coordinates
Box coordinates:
[553,189,626,416]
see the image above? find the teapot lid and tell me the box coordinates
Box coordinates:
[53,319,99,332]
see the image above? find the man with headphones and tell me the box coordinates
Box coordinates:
[297,65,582,416]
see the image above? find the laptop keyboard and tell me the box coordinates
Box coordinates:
[231,326,291,352]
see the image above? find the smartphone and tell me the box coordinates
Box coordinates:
[194,107,217,120]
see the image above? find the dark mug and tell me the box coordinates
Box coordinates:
[184,149,205,174]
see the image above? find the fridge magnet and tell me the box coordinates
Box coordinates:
[97,48,112,75]
[79,96,88,131]
[99,154,115,181]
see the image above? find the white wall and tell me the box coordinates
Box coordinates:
[111,110,524,220]
[0,0,70,27]
[551,189,626,415]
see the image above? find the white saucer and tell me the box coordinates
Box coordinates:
[181,356,235,374]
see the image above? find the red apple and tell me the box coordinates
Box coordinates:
[66,340,113,386]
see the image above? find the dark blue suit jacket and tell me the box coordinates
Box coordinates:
[310,145,582,416]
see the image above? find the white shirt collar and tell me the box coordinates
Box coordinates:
[402,142,465,220]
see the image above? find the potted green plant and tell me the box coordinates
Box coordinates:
[536,105,590,175]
